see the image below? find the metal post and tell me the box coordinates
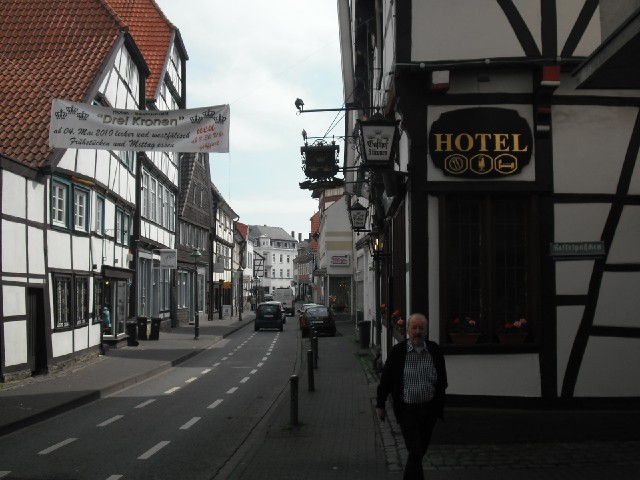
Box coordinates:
[290,375,299,426]
[307,350,315,392]
[312,333,319,368]
[237,268,243,321]
[194,259,199,340]
[374,256,381,346]
[219,278,224,319]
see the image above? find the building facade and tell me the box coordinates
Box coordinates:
[248,226,298,295]
[340,0,640,403]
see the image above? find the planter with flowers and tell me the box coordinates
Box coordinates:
[391,309,405,337]
[448,317,481,345]
[496,318,529,344]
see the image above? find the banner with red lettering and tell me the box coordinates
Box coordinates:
[49,99,230,153]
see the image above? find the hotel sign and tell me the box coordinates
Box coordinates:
[330,255,350,267]
[429,107,532,178]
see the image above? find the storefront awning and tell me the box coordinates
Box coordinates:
[574,9,640,89]
[102,265,134,279]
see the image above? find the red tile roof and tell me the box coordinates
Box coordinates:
[0,0,126,168]
[108,0,179,101]
[236,222,249,241]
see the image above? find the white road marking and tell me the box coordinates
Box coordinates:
[164,387,180,394]
[0,472,10,479]
[221,357,228,361]
[262,357,268,361]
[201,368,212,374]
[179,417,201,430]
[185,377,198,383]
[266,352,271,356]
[250,369,258,374]
[226,387,238,394]
[39,438,78,455]
[138,441,170,460]
[213,362,221,367]
[97,415,124,427]
[105,476,123,480]
[228,352,234,356]
[135,399,156,409]
[240,377,250,383]
[207,399,224,409]
[257,362,264,367]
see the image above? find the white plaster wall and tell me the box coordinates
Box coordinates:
[4,320,27,366]
[554,203,609,242]
[3,285,26,316]
[608,205,640,263]
[57,149,76,171]
[555,260,594,295]
[71,236,91,271]
[2,220,27,274]
[27,180,45,224]
[446,354,541,397]
[47,230,72,270]
[76,149,96,178]
[593,272,640,327]
[90,323,102,345]
[426,105,536,182]
[74,326,89,351]
[52,330,74,358]
[448,70,532,95]
[556,305,584,393]
[95,150,112,188]
[553,105,637,194]
[576,337,640,396]
[2,171,25,217]
[411,0,528,61]
[557,3,601,56]
[28,226,46,275]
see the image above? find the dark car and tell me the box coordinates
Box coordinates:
[255,302,284,332]
[300,306,336,337]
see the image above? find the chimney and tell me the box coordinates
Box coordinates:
[298,233,302,242]
[291,231,295,239]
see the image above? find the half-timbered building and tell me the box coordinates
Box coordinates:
[340,0,640,404]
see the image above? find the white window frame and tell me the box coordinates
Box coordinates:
[74,187,89,232]
[52,181,68,228]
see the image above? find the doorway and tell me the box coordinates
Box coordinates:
[26,288,47,375]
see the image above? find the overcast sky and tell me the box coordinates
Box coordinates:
[154,0,346,241]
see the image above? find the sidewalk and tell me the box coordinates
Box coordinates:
[0,313,254,437]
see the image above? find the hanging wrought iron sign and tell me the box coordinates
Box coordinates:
[429,107,533,178]
[301,141,340,180]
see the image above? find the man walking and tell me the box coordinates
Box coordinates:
[376,313,448,480]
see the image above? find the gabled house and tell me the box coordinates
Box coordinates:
[211,183,237,317]
[0,0,150,379]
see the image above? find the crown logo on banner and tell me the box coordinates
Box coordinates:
[77,111,89,121]
[55,109,68,119]
[190,114,203,124]
[201,108,216,118]
[65,105,78,114]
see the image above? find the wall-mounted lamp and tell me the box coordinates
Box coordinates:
[368,227,386,258]
[357,112,401,170]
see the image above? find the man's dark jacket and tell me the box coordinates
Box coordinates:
[376,339,448,420]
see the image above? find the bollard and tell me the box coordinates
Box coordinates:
[307,350,315,392]
[290,375,299,426]
[312,333,318,369]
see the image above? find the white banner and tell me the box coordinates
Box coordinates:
[49,99,229,153]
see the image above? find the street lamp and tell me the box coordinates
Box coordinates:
[369,227,386,347]
[191,248,202,339]
[347,199,369,232]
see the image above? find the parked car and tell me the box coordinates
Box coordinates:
[255,302,284,332]
[297,303,321,328]
[300,306,336,337]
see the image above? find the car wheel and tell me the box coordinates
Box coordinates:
[254,325,259,331]
[279,325,283,332]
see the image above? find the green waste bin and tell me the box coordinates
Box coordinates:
[357,320,371,349]
[137,317,148,340]
[149,318,161,340]
[126,319,139,346]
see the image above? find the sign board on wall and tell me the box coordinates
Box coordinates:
[49,99,230,153]
[549,242,606,260]
[429,107,532,178]
[159,249,177,268]
[330,255,350,267]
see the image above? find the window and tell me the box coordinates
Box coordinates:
[287,269,290,278]
[75,276,89,326]
[162,186,169,227]
[280,254,283,263]
[93,278,104,325]
[142,170,149,218]
[73,187,89,232]
[115,208,131,245]
[169,193,175,231]
[160,268,170,311]
[157,184,164,225]
[51,180,68,228]
[441,195,537,345]
[287,255,290,263]
[95,196,105,234]
[54,274,71,329]
[280,269,283,278]
[178,270,188,308]
[150,178,157,222]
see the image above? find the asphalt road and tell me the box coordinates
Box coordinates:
[0,322,299,480]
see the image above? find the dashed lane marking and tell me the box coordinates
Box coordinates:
[250,369,258,374]
[164,387,180,394]
[135,399,156,409]
[138,441,170,460]
[201,368,212,374]
[240,377,250,383]
[105,475,123,480]
[226,387,238,394]
[0,472,10,478]
[38,438,78,455]
[185,377,198,383]
[179,417,201,430]
[97,415,124,427]
[207,399,224,409]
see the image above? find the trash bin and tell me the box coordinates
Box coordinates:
[126,319,139,346]
[149,317,161,340]
[137,317,148,340]
[357,320,371,349]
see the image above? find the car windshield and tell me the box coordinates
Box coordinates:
[307,307,329,316]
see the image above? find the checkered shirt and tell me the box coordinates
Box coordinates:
[403,341,438,404]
